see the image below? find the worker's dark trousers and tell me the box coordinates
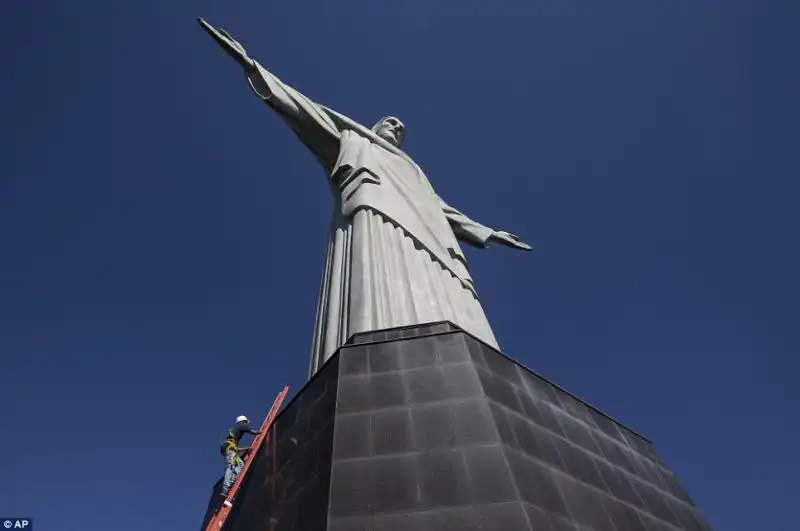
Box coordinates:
[221,450,243,496]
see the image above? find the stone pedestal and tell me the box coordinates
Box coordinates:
[209,322,713,531]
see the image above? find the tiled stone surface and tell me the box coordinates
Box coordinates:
[213,322,712,531]
[465,333,712,531]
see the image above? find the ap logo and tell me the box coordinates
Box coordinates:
[2,520,31,529]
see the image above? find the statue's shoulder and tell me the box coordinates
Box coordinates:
[319,106,383,146]
[340,128,391,153]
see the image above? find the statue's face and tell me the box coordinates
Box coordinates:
[373,116,405,147]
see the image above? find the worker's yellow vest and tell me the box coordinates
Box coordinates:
[221,429,239,454]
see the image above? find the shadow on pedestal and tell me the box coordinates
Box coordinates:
[208,322,713,531]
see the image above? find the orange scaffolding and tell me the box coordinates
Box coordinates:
[204,386,290,531]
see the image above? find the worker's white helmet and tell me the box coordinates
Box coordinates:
[236,415,249,424]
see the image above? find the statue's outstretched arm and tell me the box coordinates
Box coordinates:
[198,18,340,165]
[438,196,532,251]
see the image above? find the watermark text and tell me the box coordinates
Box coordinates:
[2,519,32,529]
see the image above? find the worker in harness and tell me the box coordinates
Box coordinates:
[220,415,262,497]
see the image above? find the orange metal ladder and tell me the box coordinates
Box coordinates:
[205,386,290,531]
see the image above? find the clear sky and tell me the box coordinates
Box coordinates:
[1,1,796,530]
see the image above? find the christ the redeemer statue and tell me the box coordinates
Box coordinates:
[198,19,532,377]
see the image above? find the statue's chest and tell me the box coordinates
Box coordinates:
[333,135,434,203]
[367,143,430,193]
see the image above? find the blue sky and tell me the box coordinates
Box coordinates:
[1,1,797,530]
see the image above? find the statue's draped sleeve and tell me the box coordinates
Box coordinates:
[437,196,495,248]
[246,62,341,169]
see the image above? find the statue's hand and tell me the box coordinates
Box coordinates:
[489,231,533,251]
[197,17,256,72]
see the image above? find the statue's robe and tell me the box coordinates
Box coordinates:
[246,63,500,377]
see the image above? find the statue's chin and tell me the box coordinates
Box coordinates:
[379,134,401,148]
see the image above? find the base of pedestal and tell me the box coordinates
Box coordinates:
[207,322,712,531]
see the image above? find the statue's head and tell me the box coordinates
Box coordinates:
[372,116,405,148]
